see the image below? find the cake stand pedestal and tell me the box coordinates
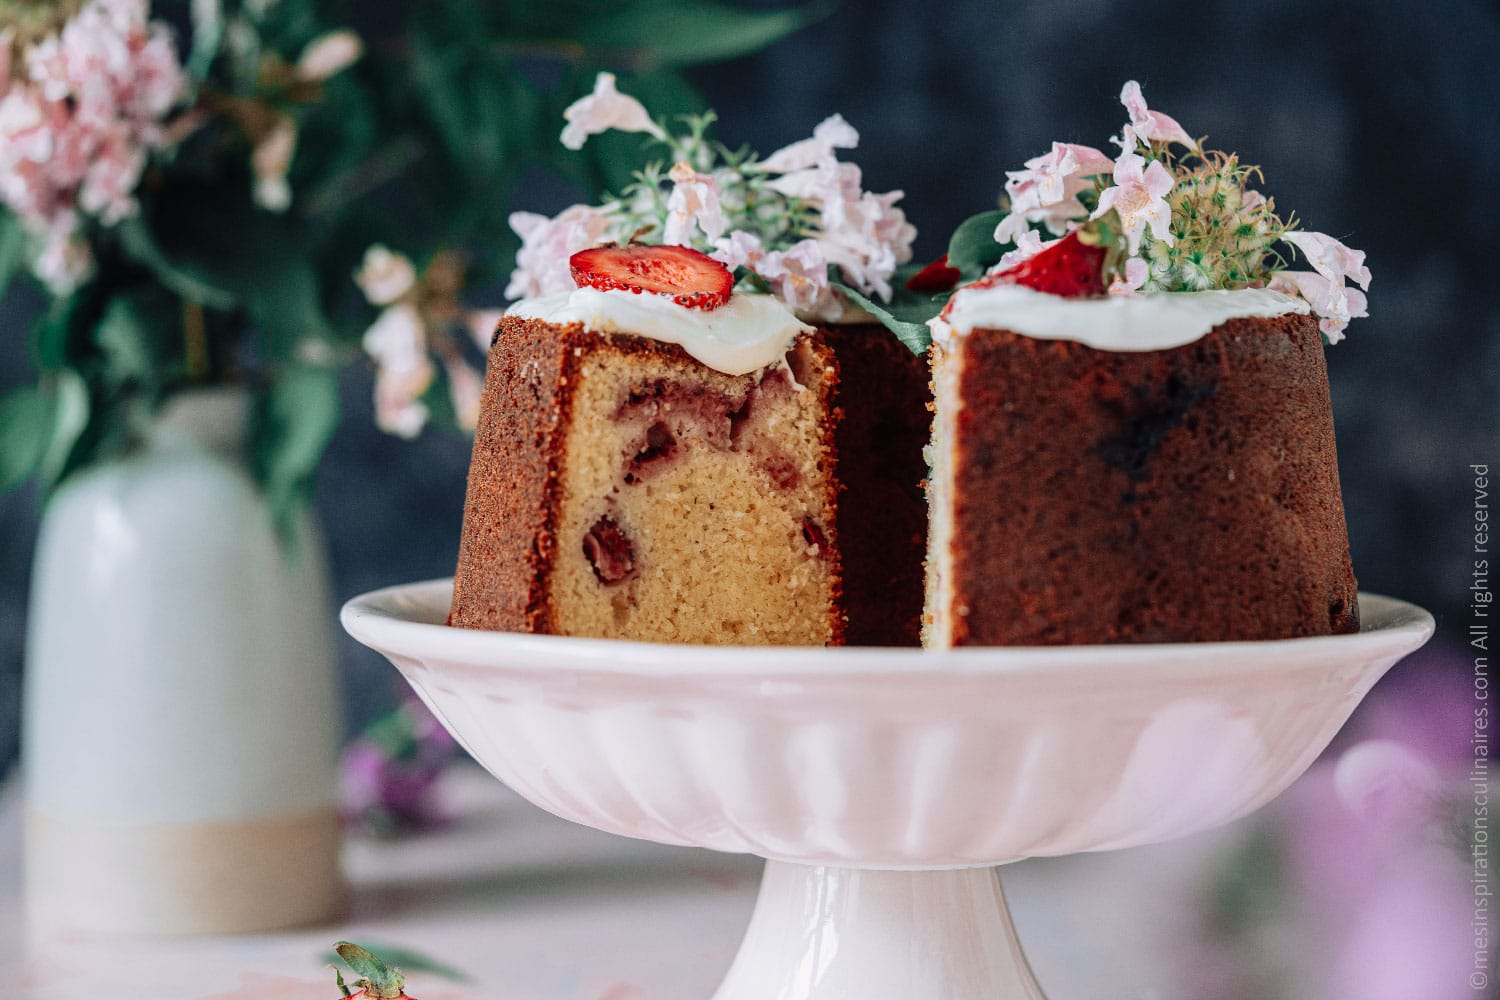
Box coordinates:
[343,583,1432,1000]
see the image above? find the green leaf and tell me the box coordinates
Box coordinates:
[945,210,1009,274]
[831,281,934,356]
[0,211,27,291]
[116,216,238,311]
[37,369,89,489]
[94,290,179,390]
[325,941,470,984]
[252,365,339,536]
[561,0,827,68]
[0,387,53,493]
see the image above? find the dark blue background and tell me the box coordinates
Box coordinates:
[2,0,1496,775]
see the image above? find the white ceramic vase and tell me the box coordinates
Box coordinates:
[23,388,344,939]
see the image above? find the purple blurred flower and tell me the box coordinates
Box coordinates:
[341,697,459,836]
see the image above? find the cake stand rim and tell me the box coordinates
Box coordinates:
[341,578,1433,678]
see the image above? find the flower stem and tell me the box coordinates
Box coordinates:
[182,299,210,382]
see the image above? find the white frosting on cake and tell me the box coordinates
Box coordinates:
[929,285,1310,352]
[507,287,812,376]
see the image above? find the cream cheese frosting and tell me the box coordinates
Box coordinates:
[507,287,812,376]
[929,285,1310,352]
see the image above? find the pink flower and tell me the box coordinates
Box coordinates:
[1109,257,1150,296]
[1119,80,1195,148]
[295,29,362,83]
[251,114,296,212]
[1332,739,1443,831]
[713,231,836,316]
[1269,270,1368,343]
[756,113,859,174]
[709,229,769,272]
[464,309,503,353]
[34,216,93,293]
[1091,151,1175,254]
[663,161,726,246]
[362,303,433,438]
[0,0,187,292]
[443,357,484,432]
[559,72,665,151]
[505,204,617,300]
[1282,230,1372,290]
[78,122,145,224]
[1270,231,1371,340]
[759,238,835,316]
[355,245,417,306]
[995,142,1112,244]
[993,229,1058,271]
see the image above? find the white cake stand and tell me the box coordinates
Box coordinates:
[342,582,1432,1000]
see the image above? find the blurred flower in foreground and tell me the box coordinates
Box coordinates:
[1188,645,1477,999]
[341,697,459,836]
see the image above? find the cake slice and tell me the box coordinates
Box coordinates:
[922,81,1366,646]
[926,286,1360,645]
[451,81,933,644]
[451,303,844,645]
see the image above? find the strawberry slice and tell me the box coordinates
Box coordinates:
[905,254,962,294]
[570,245,733,310]
[973,231,1107,298]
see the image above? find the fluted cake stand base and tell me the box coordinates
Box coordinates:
[343,583,1432,1000]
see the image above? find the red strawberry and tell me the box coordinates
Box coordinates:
[974,231,1107,298]
[905,254,962,294]
[570,245,733,310]
[333,942,417,1000]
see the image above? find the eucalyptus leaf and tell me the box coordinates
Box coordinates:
[94,290,178,390]
[0,212,27,291]
[253,365,340,536]
[0,387,53,493]
[831,281,934,355]
[37,369,89,489]
[946,210,1009,275]
[116,216,238,310]
[564,0,826,68]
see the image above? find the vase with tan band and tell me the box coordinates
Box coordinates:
[23,388,344,938]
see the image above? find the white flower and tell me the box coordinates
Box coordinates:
[760,238,835,316]
[295,29,362,82]
[1091,151,1175,254]
[709,229,769,271]
[1271,231,1371,342]
[663,161,726,246]
[996,142,1113,244]
[1119,80,1195,149]
[994,229,1058,271]
[251,113,296,212]
[760,156,913,302]
[559,72,665,151]
[443,357,484,432]
[465,309,504,352]
[355,245,417,306]
[1281,230,1372,291]
[362,302,434,438]
[756,113,859,173]
[1109,257,1150,296]
[34,215,93,294]
[505,204,616,300]
[1269,270,1368,343]
[712,231,837,318]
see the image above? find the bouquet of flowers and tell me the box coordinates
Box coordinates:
[502,71,917,322]
[0,0,814,527]
[906,80,1372,349]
